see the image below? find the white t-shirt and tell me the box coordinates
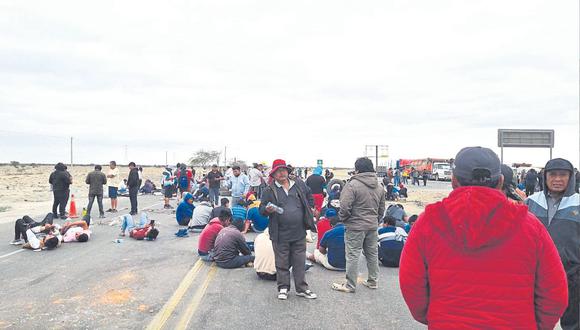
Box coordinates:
[254,232,276,275]
[248,168,264,187]
[107,167,120,187]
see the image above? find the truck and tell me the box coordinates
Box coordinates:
[397,158,452,181]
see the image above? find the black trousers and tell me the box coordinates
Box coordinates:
[129,187,138,213]
[52,189,69,217]
[257,272,277,281]
[86,194,104,216]
[272,238,308,292]
[525,184,535,196]
[561,272,579,330]
[14,214,53,241]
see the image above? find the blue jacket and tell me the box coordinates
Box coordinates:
[176,193,195,223]
[227,174,250,198]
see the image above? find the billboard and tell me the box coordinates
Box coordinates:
[365,145,389,168]
[497,129,554,148]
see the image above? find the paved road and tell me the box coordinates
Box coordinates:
[0,194,426,330]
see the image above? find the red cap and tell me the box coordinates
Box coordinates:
[270,159,289,177]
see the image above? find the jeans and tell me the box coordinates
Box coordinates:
[121,213,148,233]
[345,229,379,290]
[86,194,104,216]
[198,250,213,262]
[209,187,220,205]
[216,255,254,269]
[52,189,69,217]
[394,176,400,186]
[129,187,138,213]
[273,239,309,292]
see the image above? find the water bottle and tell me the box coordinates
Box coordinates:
[266,202,284,215]
[81,208,87,217]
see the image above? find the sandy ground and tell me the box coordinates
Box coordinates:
[0,164,451,224]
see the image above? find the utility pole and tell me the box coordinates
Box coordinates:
[224,146,227,166]
[70,137,73,169]
[124,145,128,162]
[375,145,379,171]
[165,151,168,167]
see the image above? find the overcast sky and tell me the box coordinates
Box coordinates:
[0,0,578,168]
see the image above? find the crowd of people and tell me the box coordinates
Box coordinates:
[8,146,580,329]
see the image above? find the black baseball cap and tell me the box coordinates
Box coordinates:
[544,158,573,173]
[453,147,501,183]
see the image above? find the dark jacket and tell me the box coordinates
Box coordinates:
[339,172,386,231]
[213,225,251,263]
[127,168,140,189]
[260,178,316,242]
[49,163,72,192]
[525,171,538,186]
[85,170,107,195]
[526,160,580,277]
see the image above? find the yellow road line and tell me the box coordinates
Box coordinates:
[175,263,217,330]
[146,260,204,330]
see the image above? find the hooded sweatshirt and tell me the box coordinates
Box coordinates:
[526,158,580,278]
[339,172,386,231]
[176,193,195,223]
[400,186,568,330]
[49,163,72,192]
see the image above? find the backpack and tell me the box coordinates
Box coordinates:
[179,170,189,190]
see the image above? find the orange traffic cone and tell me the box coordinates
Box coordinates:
[69,194,79,218]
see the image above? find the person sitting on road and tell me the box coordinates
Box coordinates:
[210,198,230,219]
[404,215,418,233]
[245,200,269,234]
[385,204,408,227]
[61,220,91,243]
[213,219,255,269]
[254,229,277,280]
[189,197,213,232]
[198,209,232,261]
[315,209,337,249]
[193,182,210,202]
[231,198,248,223]
[11,213,55,245]
[308,215,346,271]
[118,179,129,195]
[378,216,408,267]
[175,193,195,237]
[398,184,408,198]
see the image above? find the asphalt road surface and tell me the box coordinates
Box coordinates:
[0,193,427,330]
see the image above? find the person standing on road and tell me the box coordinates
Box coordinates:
[400,147,568,329]
[49,162,72,220]
[421,169,429,186]
[526,158,580,330]
[85,165,107,219]
[206,164,224,206]
[260,159,318,300]
[227,165,250,203]
[306,166,326,213]
[127,162,140,215]
[248,163,265,197]
[332,157,385,293]
[525,168,539,196]
[106,161,119,213]
[411,167,420,186]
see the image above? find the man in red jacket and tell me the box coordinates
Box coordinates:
[400,147,568,330]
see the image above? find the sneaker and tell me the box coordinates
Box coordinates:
[331,282,355,293]
[106,208,113,212]
[296,290,317,299]
[362,280,378,289]
[60,215,68,220]
[305,262,313,272]
[99,214,106,219]
[245,261,254,268]
[112,209,118,213]
[277,288,288,300]
[10,239,24,245]
[32,248,42,252]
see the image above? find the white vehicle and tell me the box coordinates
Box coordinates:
[431,162,452,181]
